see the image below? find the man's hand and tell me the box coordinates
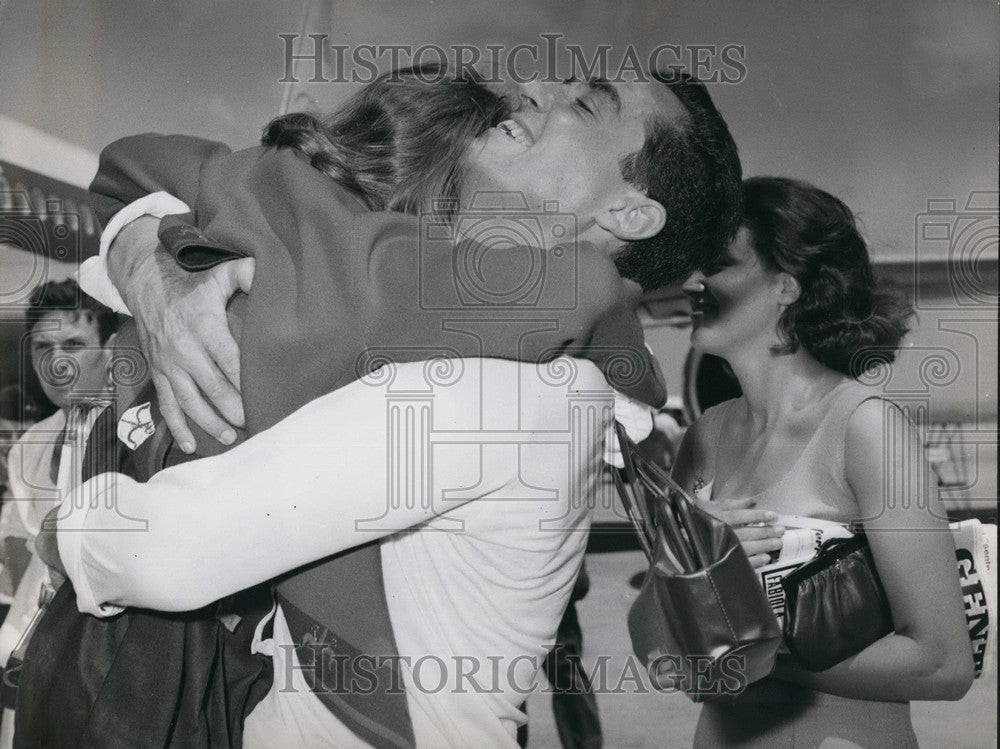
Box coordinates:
[696,497,785,568]
[109,217,255,452]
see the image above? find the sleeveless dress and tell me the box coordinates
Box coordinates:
[691,381,920,749]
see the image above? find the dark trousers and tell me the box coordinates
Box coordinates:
[517,564,602,749]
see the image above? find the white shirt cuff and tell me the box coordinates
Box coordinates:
[56,479,125,618]
[604,389,656,468]
[77,192,191,316]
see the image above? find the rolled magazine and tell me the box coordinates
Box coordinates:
[756,516,996,678]
[755,516,853,629]
[951,518,996,678]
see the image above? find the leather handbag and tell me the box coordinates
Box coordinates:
[612,423,782,702]
[781,533,893,671]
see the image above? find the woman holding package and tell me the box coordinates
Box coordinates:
[672,176,974,748]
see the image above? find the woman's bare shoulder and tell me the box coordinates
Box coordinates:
[681,397,742,468]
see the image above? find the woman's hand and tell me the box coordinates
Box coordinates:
[670,416,784,568]
[108,217,255,452]
[697,497,784,568]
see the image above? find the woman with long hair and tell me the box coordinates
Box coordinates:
[29,63,675,748]
[87,62,666,436]
[672,176,974,748]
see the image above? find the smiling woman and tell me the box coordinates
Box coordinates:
[683,226,786,358]
[673,177,974,749]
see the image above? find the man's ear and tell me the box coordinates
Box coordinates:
[594,192,666,241]
[778,273,801,305]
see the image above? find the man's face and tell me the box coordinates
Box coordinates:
[462,78,684,247]
[30,311,112,410]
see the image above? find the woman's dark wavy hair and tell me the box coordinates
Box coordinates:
[742,176,913,378]
[261,63,509,218]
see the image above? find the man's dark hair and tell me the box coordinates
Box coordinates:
[26,278,119,344]
[614,71,742,292]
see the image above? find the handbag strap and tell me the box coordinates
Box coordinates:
[614,421,698,505]
[611,426,654,562]
[612,422,711,570]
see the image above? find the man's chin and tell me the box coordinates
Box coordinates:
[612,246,698,293]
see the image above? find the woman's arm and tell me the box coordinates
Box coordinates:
[57,358,597,616]
[773,399,974,701]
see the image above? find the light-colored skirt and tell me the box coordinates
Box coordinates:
[694,678,918,749]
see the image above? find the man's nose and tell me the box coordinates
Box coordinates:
[682,271,706,295]
[517,79,581,112]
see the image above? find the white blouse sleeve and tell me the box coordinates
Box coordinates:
[58,358,606,616]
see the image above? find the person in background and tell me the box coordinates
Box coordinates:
[40,70,747,748]
[0,279,118,668]
[0,385,37,616]
[518,561,603,749]
[673,177,974,748]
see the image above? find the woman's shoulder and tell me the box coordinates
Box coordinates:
[842,390,913,455]
[823,378,902,432]
[687,397,743,449]
[819,379,914,492]
[248,147,421,230]
[673,397,742,490]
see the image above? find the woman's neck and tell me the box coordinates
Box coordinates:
[726,346,845,431]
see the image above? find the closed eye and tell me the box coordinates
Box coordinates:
[587,78,621,114]
[703,250,740,275]
[574,97,595,116]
